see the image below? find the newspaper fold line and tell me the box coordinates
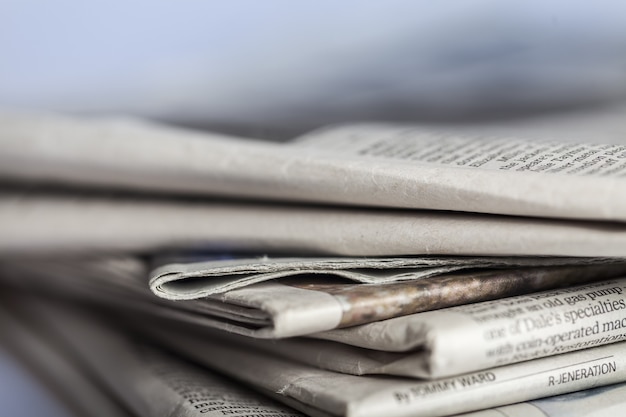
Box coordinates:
[5,193,626,257]
[4,257,626,338]
[2,111,626,222]
[150,255,626,298]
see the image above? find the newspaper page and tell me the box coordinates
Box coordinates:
[4,192,626,257]
[311,278,626,378]
[5,257,626,379]
[459,381,626,417]
[150,255,626,298]
[0,292,303,417]
[154,262,626,338]
[140,314,626,417]
[3,256,626,339]
[1,111,626,222]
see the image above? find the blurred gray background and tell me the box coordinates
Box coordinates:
[1,0,626,139]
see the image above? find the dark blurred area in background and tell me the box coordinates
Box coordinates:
[1,1,625,140]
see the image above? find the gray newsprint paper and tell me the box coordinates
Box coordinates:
[142,315,626,417]
[6,290,625,417]
[1,111,626,222]
[9,255,624,380]
[312,278,626,378]
[0,292,303,417]
[117,277,626,380]
[3,256,626,339]
[150,255,626,298]
[149,257,626,337]
[4,192,626,257]
[459,381,626,417]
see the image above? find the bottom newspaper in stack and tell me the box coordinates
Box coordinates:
[2,255,626,416]
[135,278,626,417]
[2,286,626,417]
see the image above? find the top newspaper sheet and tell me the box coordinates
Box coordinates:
[1,111,626,222]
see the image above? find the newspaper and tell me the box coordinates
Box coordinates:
[3,256,626,339]
[150,255,626,298]
[8,289,626,417]
[141,313,626,417]
[5,192,626,257]
[2,111,626,222]
[460,381,626,417]
[4,257,626,379]
[308,278,626,378]
[0,291,303,417]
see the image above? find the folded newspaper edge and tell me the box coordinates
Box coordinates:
[1,111,626,222]
[161,262,626,338]
[310,277,626,377]
[8,290,623,417]
[4,256,626,341]
[10,252,614,382]
[149,255,626,298]
[120,276,626,380]
[4,193,626,257]
[141,315,626,417]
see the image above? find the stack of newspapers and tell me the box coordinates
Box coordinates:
[2,110,626,417]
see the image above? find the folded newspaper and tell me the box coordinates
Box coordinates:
[150,254,626,297]
[3,256,626,339]
[1,111,626,223]
[141,313,626,417]
[4,256,626,379]
[6,290,625,417]
[4,192,626,257]
[135,277,626,379]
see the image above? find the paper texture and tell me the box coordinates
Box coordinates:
[0,292,303,417]
[4,256,626,339]
[150,255,626,298]
[123,277,626,381]
[460,381,626,417]
[5,192,626,257]
[2,111,626,222]
[312,278,626,378]
[141,315,626,417]
[5,267,626,417]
